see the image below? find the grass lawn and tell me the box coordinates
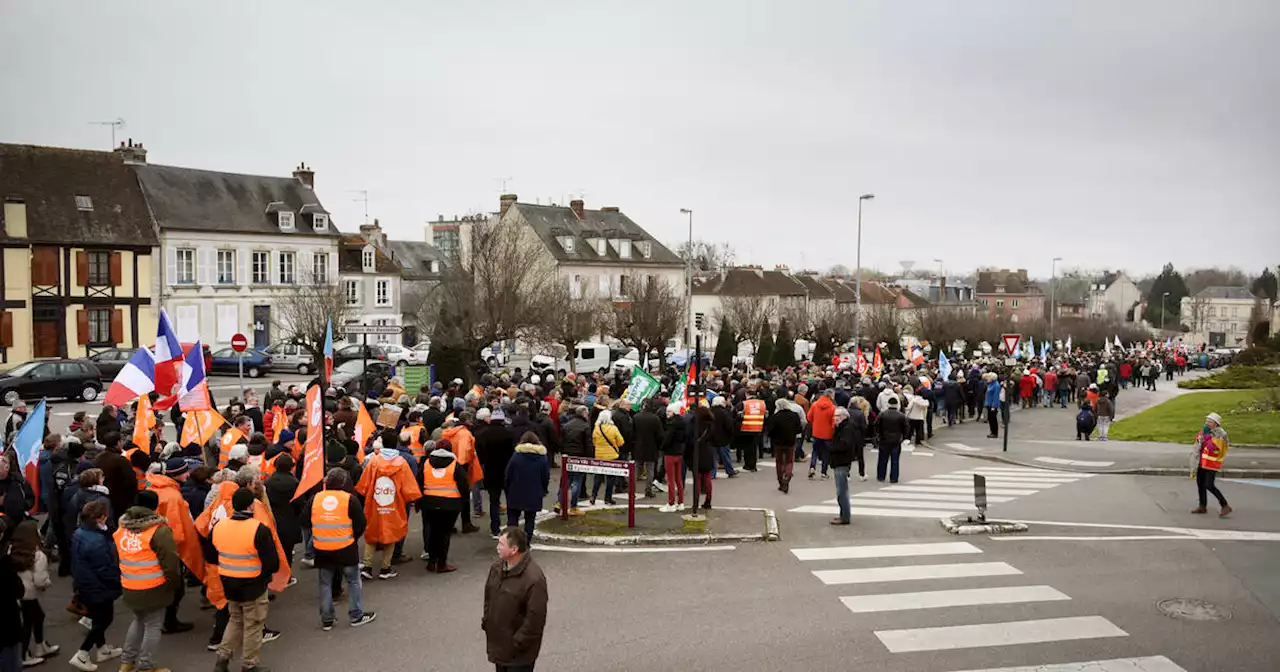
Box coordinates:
[1110,389,1280,445]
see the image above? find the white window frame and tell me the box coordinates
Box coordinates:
[175,248,196,284]
[569,274,582,299]
[1011,314,1019,323]
[313,213,329,231]
[595,239,606,255]
[312,252,328,284]
[376,279,391,307]
[429,260,439,273]
[362,247,375,272]
[278,251,296,284]
[216,249,236,285]
[251,251,270,285]
[1011,299,1019,308]
[996,299,1005,308]
[618,239,632,259]
[344,279,360,305]
[559,236,575,253]
[75,195,93,211]
[278,211,295,230]
[637,241,652,258]
[372,318,391,343]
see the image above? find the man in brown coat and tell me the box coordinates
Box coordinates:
[483,527,548,672]
[95,430,138,521]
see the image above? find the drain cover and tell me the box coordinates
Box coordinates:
[1158,598,1232,621]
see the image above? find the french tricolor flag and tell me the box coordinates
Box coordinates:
[179,339,211,411]
[152,310,183,406]
[103,347,158,408]
[103,308,185,409]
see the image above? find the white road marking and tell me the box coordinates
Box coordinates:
[790,504,962,519]
[532,544,736,553]
[929,473,1081,484]
[841,584,1070,613]
[988,535,1203,542]
[791,542,981,561]
[947,655,1186,672]
[913,451,934,456]
[758,460,775,467]
[952,469,1095,479]
[946,443,983,452]
[828,498,984,510]
[1035,457,1116,468]
[962,466,1085,475]
[875,615,1127,652]
[854,491,1015,503]
[886,485,1040,496]
[906,479,1055,492]
[812,561,1021,586]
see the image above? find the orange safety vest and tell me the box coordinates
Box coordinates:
[422,461,461,499]
[407,423,426,459]
[310,490,354,551]
[1199,433,1228,471]
[211,517,263,579]
[113,525,166,590]
[741,399,765,433]
[123,448,145,480]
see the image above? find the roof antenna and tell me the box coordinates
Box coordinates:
[348,189,369,224]
[89,117,126,147]
[495,176,513,192]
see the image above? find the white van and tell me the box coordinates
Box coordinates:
[530,341,612,374]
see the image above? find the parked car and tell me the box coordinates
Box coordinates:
[378,343,423,368]
[331,360,394,395]
[333,343,389,367]
[209,348,273,378]
[86,348,133,380]
[263,342,315,374]
[0,359,103,405]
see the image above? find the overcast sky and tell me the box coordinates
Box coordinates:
[3,1,1277,279]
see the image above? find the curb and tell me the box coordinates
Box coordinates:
[929,445,1280,478]
[534,505,777,547]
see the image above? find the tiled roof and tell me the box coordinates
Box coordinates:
[512,203,682,266]
[975,270,1041,295]
[0,143,157,246]
[691,268,806,296]
[338,235,399,274]
[384,240,444,281]
[794,274,835,299]
[1195,286,1257,300]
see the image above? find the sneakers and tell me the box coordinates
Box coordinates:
[29,642,59,658]
[79,616,93,630]
[206,642,221,652]
[285,576,298,587]
[808,468,815,480]
[1220,505,1233,518]
[67,651,97,671]
[321,621,334,631]
[821,472,830,481]
[658,504,674,513]
[1190,507,1207,514]
[21,651,43,667]
[654,482,668,493]
[300,557,315,568]
[378,568,398,580]
[859,475,867,482]
[360,567,374,580]
[94,645,122,662]
[261,629,281,644]
[419,552,430,561]
[351,612,377,627]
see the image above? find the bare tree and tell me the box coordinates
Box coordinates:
[608,274,683,369]
[827,264,851,279]
[1180,293,1211,334]
[863,303,904,357]
[419,218,559,380]
[717,294,776,349]
[527,281,607,373]
[272,269,354,363]
[808,302,856,362]
[671,239,737,272]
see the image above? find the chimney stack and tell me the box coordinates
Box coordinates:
[569,199,585,220]
[938,275,947,303]
[293,162,315,189]
[114,138,148,164]
[499,193,518,218]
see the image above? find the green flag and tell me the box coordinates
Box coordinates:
[621,366,661,405]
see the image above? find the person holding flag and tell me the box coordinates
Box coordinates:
[354,429,421,580]
[8,399,43,524]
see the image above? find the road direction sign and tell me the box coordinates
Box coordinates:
[341,324,405,336]
[230,333,248,352]
[1001,333,1021,355]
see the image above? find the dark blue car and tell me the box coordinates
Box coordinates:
[209,347,273,378]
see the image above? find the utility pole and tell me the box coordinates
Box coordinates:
[853,194,875,346]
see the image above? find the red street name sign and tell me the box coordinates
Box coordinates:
[1001,333,1021,355]
[231,333,248,352]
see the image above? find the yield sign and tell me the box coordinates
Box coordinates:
[1001,333,1022,355]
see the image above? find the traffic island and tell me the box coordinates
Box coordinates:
[536,505,778,546]
[940,514,1028,536]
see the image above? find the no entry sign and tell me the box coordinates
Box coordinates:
[230,333,248,352]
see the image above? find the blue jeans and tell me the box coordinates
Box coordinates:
[471,482,485,515]
[508,509,537,543]
[713,445,736,477]
[590,474,615,502]
[875,442,901,483]
[809,437,830,475]
[301,527,314,560]
[834,465,851,523]
[318,565,364,624]
[568,473,587,508]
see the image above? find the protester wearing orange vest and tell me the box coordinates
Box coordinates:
[142,458,204,635]
[439,414,482,534]
[1192,412,1232,517]
[114,490,181,672]
[355,431,422,580]
[418,440,468,573]
[207,488,279,672]
[304,468,376,630]
[737,393,767,472]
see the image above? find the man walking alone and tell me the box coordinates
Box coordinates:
[874,397,909,484]
[1191,412,1232,517]
[483,527,548,672]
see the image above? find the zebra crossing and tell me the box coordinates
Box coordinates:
[789,540,1187,670]
[789,465,1092,520]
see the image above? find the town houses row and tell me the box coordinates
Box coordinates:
[0,140,1271,368]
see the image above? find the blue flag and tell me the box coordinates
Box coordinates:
[938,351,952,381]
[14,398,47,471]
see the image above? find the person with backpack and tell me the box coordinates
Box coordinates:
[1076,402,1097,441]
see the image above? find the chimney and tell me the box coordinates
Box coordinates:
[114,138,147,164]
[293,162,315,189]
[938,276,947,303]
[499,193,518,218]
[569,199,585,220]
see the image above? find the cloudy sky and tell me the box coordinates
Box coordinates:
[3,1,1277,279]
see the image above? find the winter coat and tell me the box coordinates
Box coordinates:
[807,395,837,440]
[0,473,33,522]
[767,406,803,448]
[422,408,446,436]
[71,522,121,604]
[264,471,304,548]
[505,443,550,512]
[483,553,548,667]
[1095,396,1114,420]
[984,381,1002,408]
[942,381,962,407]
[95,449,138,520]
[1076,407,1097,433]
[18,549,51,600]
[559,416,592,458]
[875,409,909,444]
[905,394,929,421]
[355,452,422,544]
[117,506,182,611]
[693,421,715,473]
[182,480,211,519]
[629,410,664,464]
[661,414,688,456]
[142,473,205,578]
[302,486,366,569]
[66,484,112,536]
[592,423,623,461]
[475,423,515,491]
[418,449,469,512]
[830,411,867,468]
[709,407,733,446]
[200,510,280,603]
[0,560,22,648]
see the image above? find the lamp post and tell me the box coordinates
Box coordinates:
[1050,257,1062,348]
[932,258,944,303]
[680,208,693,348]
[853,194,874,345]
[1160,291,1170,333]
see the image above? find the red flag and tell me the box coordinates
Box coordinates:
[292,385,325,500]
[872,345,883,376]
[855,347,868,375]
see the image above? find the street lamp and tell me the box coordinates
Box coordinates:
[1050,256,1062,348]
[854,194,874,345]
[680,208,693,347]
[1161,291,1170,333]
[932,258,944,303]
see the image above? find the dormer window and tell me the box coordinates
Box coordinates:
[362,245,375,272]
[558,236,576,253]
[594,239,607,255]
[278,211,295,230]
[637,241,652,258]
[313,213,329,231]
[75,195,93,211]
[429,260,440,273]
[616,239,632,259]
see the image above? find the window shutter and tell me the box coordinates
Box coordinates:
[76,309,89,345]
[109,251,123,286]
[76,251,88,286]
[0,312,11,348]
[110,309,123,344]
[240,249,249,287]
[197,248,213,286]
[328,251,338,284]
[165,246,177,286]
[298,251,312,284]
[32,246,58,285]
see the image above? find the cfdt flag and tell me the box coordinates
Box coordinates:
[293,385,325,500]
[13,398,47,512]
[178,340,211,412]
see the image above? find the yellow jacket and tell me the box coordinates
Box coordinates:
[592,424,623,461]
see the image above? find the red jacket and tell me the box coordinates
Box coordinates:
[1120,362,1132,378]
[1019,375,1035,399]
[807,395,836,440]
